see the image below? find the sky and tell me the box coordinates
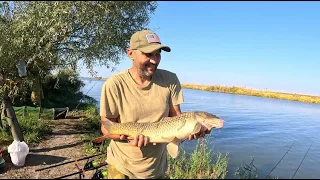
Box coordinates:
[79,1,320,96]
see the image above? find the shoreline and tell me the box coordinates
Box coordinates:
[181,84,320,104]
[79,77,320,105]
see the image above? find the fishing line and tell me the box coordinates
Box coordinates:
[291,141,313,179]
[71,77,102,115]
[83,78,102,97]
[265,141,295,179]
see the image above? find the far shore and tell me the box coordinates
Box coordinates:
[80,77,320,104]
[181,84,320,104]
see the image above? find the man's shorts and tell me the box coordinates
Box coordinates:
[107,164,167,179]
[107,164,129,179]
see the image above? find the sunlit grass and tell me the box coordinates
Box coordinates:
[0,108,52,146]
[182,84,320,104]
[166,138,229,179]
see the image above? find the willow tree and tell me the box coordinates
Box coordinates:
[0,1,157,141]
[3,1,157,107]
[0,1,25,141]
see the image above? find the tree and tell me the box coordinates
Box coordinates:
[0,1,158,141]
[0,1,25,142]
[1,1,157,106]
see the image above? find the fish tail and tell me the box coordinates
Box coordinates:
[100,120,114,133]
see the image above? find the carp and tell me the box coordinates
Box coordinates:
[100,111,224,159]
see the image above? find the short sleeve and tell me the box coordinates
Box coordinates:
[99,78,120,118]
[169,73,184,107]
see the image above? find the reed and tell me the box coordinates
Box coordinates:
[182,84,320,104]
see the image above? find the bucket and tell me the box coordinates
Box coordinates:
[7,140,29,167]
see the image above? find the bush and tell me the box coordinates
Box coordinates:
[11,69,97,110]
[42,69,97,109]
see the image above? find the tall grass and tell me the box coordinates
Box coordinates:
[166,138,229,179]
[182,84,320,104]
[76,104,110,155]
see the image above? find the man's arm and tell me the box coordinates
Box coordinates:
[100,116,124,140]
[168,104,182,117]
[100,116,118,136]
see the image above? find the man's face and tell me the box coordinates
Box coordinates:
[131,49,162,78]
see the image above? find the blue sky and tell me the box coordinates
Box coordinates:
[79,1,320,96]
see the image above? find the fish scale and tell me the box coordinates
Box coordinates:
[109,116,187,141]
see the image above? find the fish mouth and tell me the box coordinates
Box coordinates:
[205,119,225,129]
[216,119,224,129]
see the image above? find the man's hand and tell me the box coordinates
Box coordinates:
[119,134,156,147]
[188,127,212,140]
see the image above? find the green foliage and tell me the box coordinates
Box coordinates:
[10,1,158,75]
[41,69,96,109]
[10,69,97,109]
[0,1,157,104]
[76,106,110,156]
[167,138,229,179]
[0,108,52,146]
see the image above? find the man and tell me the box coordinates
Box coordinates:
[100,30,211,179]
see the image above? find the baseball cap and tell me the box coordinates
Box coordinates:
[129,30,171,53]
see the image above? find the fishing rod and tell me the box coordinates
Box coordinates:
[265,141,295,179]
[53,160,108,179]
[71,77,102,114]
[35,152,105,172]
[92,134,134,143]
[291,141,313,179]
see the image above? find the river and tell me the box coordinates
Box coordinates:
[81,78,320,179]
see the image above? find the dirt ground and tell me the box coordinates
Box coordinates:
[0,117,106,179]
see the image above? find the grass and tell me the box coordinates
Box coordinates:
[75,104,109,160]
[182,84,320,104]
[166,138,229,179]
[0,107,52,146]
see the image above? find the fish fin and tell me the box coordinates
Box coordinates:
[166,138,181,159]
[191,123,202,135]
[167,141,179,159]
[100,120,114,133]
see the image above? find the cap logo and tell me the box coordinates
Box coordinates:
[146,34,160,43]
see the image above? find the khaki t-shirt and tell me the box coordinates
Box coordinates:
[100,69,184,179]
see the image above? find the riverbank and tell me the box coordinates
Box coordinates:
[0,111,102,179]
[0,105,231,179]
[181,84,320,104]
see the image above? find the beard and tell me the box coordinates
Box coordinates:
[137,62,158,78]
